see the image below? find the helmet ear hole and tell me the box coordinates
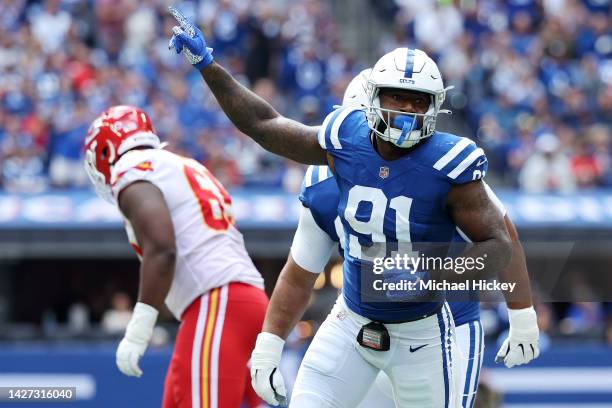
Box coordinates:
[101,146,109,160]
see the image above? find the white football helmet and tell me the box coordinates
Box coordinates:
[342,68,372,107]
[366,48,451,148]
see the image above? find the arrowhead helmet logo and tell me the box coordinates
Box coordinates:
[379,166,390,179]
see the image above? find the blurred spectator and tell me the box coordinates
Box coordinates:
[0,0,27,32]
[201,135,243,187]
[282,160,306,193]
[67,302,90,334]
[412,1,464,54]
[559,302,604,336]
[534,301,553,352]
[101,292,132,335]
[48,103,89,188]
[589,124,612,185]
[571,139,601,188]
[519,133,576,192]
[0,147,47,193]
[0,115,47,192]
[124,0,157,51]
[28,0,72,55]
[95,0,132,59]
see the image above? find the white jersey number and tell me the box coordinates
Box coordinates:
[343,186,414,260]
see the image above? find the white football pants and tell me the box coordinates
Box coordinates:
[290,297,461,407]
[357,319,485,408]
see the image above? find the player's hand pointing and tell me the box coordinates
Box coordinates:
[168,6,214,69]
[250,332,288,406]
[495,306,540,368]
[116,302,158,377]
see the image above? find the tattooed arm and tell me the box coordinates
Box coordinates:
[199,62,327,165]
[168,7,326,164]
[447,180,513,278]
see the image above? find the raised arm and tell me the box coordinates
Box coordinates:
[168,7,326,165]
[199,62,326,164]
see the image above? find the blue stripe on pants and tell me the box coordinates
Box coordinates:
[445,304,453,380]
[469,321,484,408]
[437,308,449,408]
[462,321,476,407]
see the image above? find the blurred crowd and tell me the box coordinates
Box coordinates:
[0,0,349,192]
[0,0,610,193]
[385,0,612,191]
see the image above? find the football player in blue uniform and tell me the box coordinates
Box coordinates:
[289,165,517,408]
[293,165,536,408]
[252,74,538,408]
[169,9,539,407]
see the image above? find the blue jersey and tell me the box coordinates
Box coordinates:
[315,107,488,323]
[299,165,343,246]
[299,164,481,326]
[448,230,481,326]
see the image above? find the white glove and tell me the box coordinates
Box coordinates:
[496,306,540,368]
[116,302,158,377]
[250,332,288,406]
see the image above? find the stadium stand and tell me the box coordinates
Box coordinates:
[0,0,610,192]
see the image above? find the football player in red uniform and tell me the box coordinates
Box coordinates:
[84,105,267,408]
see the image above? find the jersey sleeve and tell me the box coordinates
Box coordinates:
[299,165,334,208]
[298,164,342,243]
[298,165,315,208]
[317,106,363,152]
[432,137,488,184]
[110,151,159,199]
[290,205,336,273]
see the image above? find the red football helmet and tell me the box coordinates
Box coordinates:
[84,105,161,202]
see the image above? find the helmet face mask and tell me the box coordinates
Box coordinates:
[83,105,161,203]
[366,48,450,149]
[370,101,436,149]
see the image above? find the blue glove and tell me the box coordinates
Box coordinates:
[168,6,214,70]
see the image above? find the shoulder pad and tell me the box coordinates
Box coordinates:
[299,165,334,206]
[317,107,365,151]
[431,135,488,184]
[111,150,158,195]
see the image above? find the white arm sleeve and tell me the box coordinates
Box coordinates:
[290,205,336,274]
